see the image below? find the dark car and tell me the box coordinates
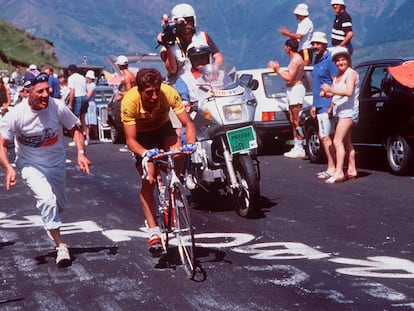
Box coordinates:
[298,58,414,175]
[104,53,166,144]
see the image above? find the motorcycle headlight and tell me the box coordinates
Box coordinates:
[223,104,243,121]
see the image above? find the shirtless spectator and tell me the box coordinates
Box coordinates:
[268,38,306,158]
[116,55,137,153]
[116,55,136,99]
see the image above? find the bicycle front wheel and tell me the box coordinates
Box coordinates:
[171,182,196,279]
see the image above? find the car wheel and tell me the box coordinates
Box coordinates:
[305,125,325,163]
[110,125,125,145]
[386,135,414,175]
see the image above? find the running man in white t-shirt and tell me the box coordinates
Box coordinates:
[0,72,91,267]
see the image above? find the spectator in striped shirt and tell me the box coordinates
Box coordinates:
[330,0,353,55]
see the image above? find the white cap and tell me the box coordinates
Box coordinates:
[116,55,128,66]
[85,70,96,79]
[330,46,350,60]
[29,64,37,70]
[310,31,328,44]
[293,3,309,16]
[331,0,345,6]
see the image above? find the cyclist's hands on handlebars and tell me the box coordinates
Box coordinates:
[142,148,161,159]
[182,143,196,154]
[141,148,161,180]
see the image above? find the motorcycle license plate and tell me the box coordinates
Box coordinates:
[226,125,258,154]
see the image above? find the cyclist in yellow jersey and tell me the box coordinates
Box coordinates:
[121,68,196,255]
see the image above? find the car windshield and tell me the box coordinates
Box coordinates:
[262,71,313,98]
[104,54,167,79]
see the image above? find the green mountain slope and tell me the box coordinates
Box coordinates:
[0,19,60,74]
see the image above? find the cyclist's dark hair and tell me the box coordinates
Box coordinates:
[136,68,163,90]
[285,38,299,52]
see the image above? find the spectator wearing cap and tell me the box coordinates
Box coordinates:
[23,64,40,86]
[116,55,136,99]
[67,64,88,146]
[116,55,136,153]
[44,66,61,99]
[0,72,91,267]
[331,0,353,55]
[280,3,314,66]
[310,31,338,180]
[85,70,98,142]
[320,46,359,183]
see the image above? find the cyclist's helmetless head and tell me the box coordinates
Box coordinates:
[136,68,163,104]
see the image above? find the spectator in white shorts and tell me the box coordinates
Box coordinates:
[268,38,306,158]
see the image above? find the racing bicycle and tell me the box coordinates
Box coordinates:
[148,150,196,279]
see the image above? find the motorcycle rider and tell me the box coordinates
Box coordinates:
[175,45,232,190]
[177,45,230,103]
[158,3,224,85]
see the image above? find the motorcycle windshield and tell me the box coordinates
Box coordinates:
[194,65,255,126]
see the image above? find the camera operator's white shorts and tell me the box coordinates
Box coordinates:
[317,112,336,138]
[287,84,305,106]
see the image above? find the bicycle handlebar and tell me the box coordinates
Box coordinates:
[141,149,193,180]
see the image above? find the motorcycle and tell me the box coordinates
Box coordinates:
[187,65,261,217]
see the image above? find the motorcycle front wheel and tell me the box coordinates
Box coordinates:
[233,154,260,217]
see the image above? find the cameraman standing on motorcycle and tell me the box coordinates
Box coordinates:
[157,3,224,85]
[121,68,196,256]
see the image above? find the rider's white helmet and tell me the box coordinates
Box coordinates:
[172,3,197,27]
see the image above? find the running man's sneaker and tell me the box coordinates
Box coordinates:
[283,146,306,158]
[119,145,129,153]
[148,234,162,257]
[68,141,75,147]
[56,244,71,267]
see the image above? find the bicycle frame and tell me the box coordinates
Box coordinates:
[152,150,196,279]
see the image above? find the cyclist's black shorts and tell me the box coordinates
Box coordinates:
[134,121,177,165]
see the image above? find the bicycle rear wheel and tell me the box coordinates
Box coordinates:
[171,182,196,279]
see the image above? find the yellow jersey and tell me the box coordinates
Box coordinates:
[121,83,184,132]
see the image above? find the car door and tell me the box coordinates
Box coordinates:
[353,64,392,146]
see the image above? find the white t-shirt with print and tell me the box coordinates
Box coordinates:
[0,98,80,167]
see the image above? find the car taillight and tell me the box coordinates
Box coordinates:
[262,111,276,121]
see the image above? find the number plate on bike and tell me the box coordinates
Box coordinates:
[226,125,258,154]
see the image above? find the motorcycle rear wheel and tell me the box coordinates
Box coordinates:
[233,155,260,217]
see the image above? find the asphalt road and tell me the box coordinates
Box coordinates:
[1,138,413,311]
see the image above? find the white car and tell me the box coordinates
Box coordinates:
[236,67,313,151]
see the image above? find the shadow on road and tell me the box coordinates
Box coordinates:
[34,245,119,266]
[188,193,278,219]
[0,241,15,249]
